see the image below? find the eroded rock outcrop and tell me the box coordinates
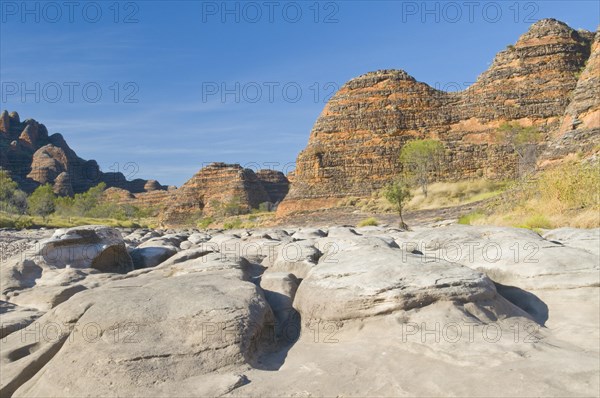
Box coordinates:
[0,224,598,397]
[255,169,290,204]
[279,19,598,215]
[0,255,273,397]
[0,112,167,195]
[160,163,289,226]
[541,26,600,163]
[0,226,133,311]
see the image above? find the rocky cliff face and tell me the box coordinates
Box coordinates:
[0,111,167,195]
[159,163,289,226]
[541,26,600,163]
[279,19,598,215]
[255,169,290,204]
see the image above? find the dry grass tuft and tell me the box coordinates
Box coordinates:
[464,161,600,229]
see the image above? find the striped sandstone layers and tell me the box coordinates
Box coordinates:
[278,19,598,216]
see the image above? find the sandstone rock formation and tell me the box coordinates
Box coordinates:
[0,111,167,195]
[159,163,289,226]
[541,26,600,163]
[255,169,290,204]
[0,226,133,312]
[0,255,273,397]
[52,172,74,197]
[279,19,599,215]
[1,224,598,396]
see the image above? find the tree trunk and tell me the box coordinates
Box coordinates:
[398,208,409,231]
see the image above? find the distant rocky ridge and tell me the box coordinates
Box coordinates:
[0,110,289,223]
[159,163,288,225]
[0,111,168,195]
[102,163,289,225]
[278,19,600,215]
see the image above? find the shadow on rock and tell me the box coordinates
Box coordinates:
[252,310,301,371]
[495,283,549,326]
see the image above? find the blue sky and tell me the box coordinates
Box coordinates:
[1,1,598,186]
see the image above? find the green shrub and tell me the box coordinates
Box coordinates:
[14,217,34,229]
[197,217,214,229]
[357,217,379,227]
[223,218,243,230]
[537,162,600,210]
[518,214,553,230]
[0,170,28,215]
[0,214,34,229]
[458,211,485,225]
[28,184,55,221]
[0,214,16,228]
[258,202,272,212]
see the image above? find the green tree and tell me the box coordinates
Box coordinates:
[28,184,56,221]
[223,195,244,216]
[382,180,413,230]
[497,123,542,178]
[399,139,445,197]
[54,195,75,216]
[0,169,28,214]
[71,182,106,216]
[10,190,28,215]
[0,169,18,203]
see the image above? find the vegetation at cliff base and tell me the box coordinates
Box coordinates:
[0,171,156,229]
[460,161,600,229]
[496,123,542,178]
[399,139,445,197]
[407,179,508,210]
[28,184,55,221]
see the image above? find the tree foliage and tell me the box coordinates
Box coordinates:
[382,180,412,230]
[399,139,445,197]
[28,184,56,221]
[0,169,28,214]
[497,123,542,178]
[54,182,152,220]
[1,173,154,227]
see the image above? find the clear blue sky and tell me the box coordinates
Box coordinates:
[1,1,598,186]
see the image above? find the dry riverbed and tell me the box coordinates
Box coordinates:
[1,223,598,397]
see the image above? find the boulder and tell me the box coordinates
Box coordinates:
[263,240,321,279]
[38,226,133,273]
[188,232,211,244]
[0,256,274,397]
[179,240,194,250]
[157,247,218,268]
[543,227,600,256]
[294,241,497,322]
[291,228,327,240]
[410,225,600,289]
[138,234,187,249]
